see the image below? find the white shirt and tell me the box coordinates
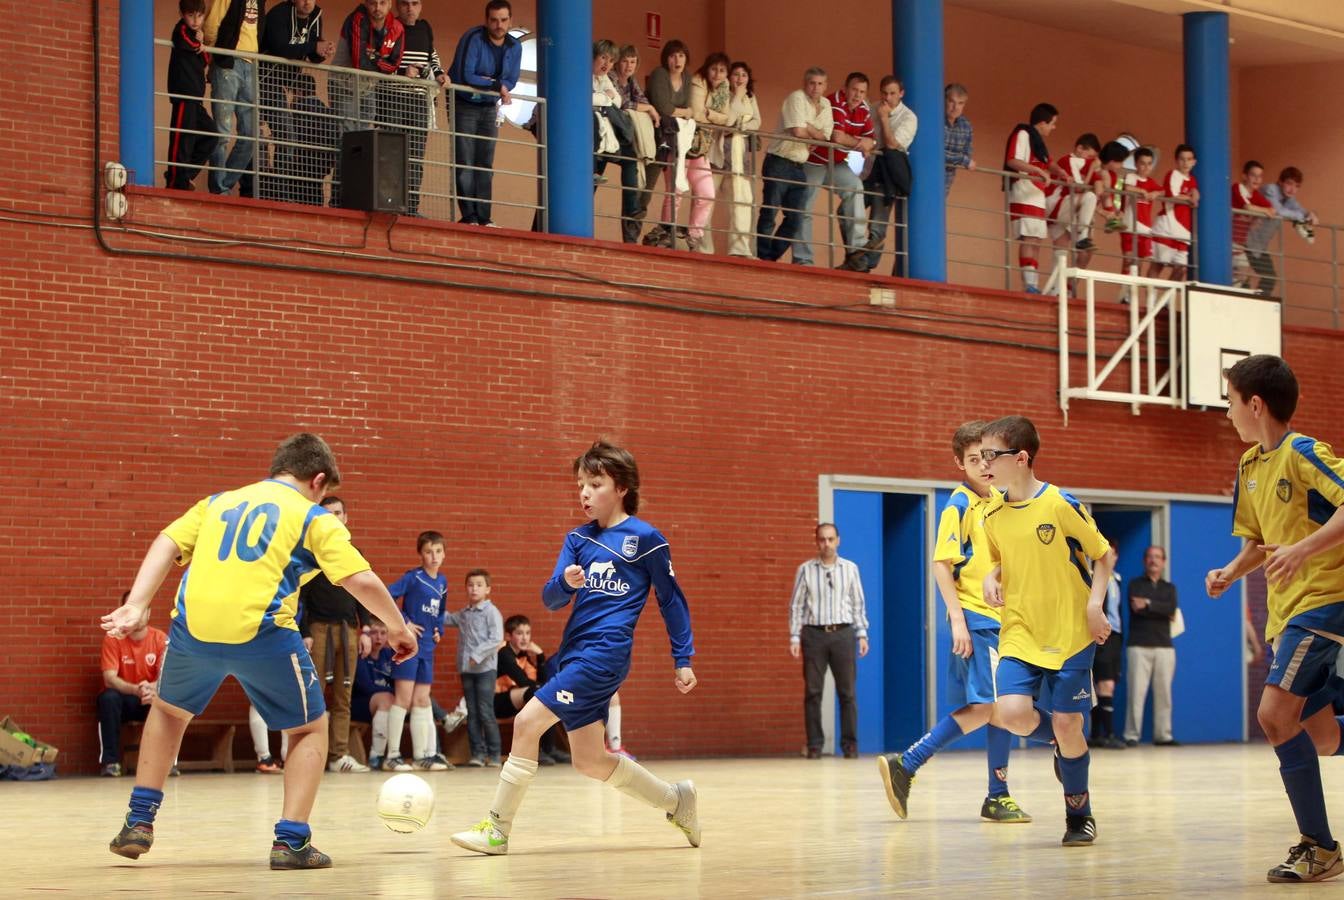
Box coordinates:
[884,101,918,152]
[789,555,869,639]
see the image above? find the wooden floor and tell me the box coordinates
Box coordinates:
[12,744,1334,897]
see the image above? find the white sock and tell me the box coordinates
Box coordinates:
[387,705,409,760]
[280,730,290,762]
[489,756,539,836]
[371,709,389,758]
[607,706,622,750]
[248,706,269,759]
[1023,266,1040,289]
[605,754,677,812]
[410,706,432,760]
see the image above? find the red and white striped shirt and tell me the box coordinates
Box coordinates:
[1005,125,1049,218]
[1047,153,1098,218]
[1232,182,1273,247]
[1123,173,1161,235]
[809,89,874,166]
[1153,170,1197,248]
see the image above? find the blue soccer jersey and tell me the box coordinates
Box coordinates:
[387,567,447,653]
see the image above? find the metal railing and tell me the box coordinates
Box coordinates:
[154,41,545,226]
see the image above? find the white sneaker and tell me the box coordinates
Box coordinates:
[328,754,370,773]
[414,756,450,771]
[667,779,700,847]
[451,820,509,855]
[381,756,413,772]
[441,710,467,732]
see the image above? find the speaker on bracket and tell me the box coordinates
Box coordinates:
[340,129,407,213]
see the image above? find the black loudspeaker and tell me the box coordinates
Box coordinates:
[340,129,407,213]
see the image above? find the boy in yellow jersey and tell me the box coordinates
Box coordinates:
[1208,355,1344,884]
[978,415,1112,847]
[99,433,417,870]
[878,421,1034,823]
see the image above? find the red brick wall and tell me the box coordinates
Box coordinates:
[3,3,1342,771]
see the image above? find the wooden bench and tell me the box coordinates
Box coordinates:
[121,719,246,774]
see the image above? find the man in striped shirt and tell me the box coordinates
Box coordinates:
[790,523,870,759]
[393,0,448,215]
[795,73,875,269]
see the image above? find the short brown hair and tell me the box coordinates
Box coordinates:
[465,568,492,586]
[982,415,1040,465]
[1279,166,1304,185]
[269,433,341,486]
[179,0,205,13]
[951,420,988,460]
[504,614,530,633]
[573,441,640,514]
[417,530,445,552]
[1224,354,1298,422]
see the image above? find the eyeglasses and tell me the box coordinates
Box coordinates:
[979,448,1021,463]
[825,571,834,589]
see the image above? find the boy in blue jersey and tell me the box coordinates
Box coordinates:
[450,441,700,855]
[1208,355,1344,883]
[353,618,396,770]
[878,421,1034,824]
[385,531,451,772]
[100,433,416,869]
[978,416,1113,847]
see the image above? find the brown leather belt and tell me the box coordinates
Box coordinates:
[805,624,852,633]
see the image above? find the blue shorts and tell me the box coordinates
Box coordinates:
[158,620,325,730]
[392,653,435,685]
[536,656,624,731]
[948,626,1000,707]
[1268,604,1344,717]
[995,645,1096,714]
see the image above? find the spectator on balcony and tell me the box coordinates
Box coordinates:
[448,0,521,227]
[642,40,695,249]
[1246,166,1318,298]
[798,72,874,272]
[331,0,406,136]
[259,0,335,202]
[203,0,266,197]
[592,40,643,244]
[720,61,761,258]
[1003,102,1058,294]
[756,67,832,263]
[393,0,448,216]
[165,0,219,192]
[1046,133,1101,270]
[289,73,338,205]
[1150,144,1199,282]
[684,52,732,253]
[612,45,660,244]
[943,83,974,195]
[1232,160,1277,290]
[861,76,917,276]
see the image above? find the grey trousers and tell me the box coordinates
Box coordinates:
[1124,645,1176,742]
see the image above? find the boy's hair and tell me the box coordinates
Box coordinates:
[845,71,869,88]
[504,614,531,634]
[416,530,445,552]
[1174,143,1196,159]
[179,0,206,14]
[573,441,641,514]
[880,74,903,91]
[1029,102,1058,126]
[982,415,1041,464]
[1100,141,1129,164]
[366,616,385,629]
[1279,166,1304,184]
[1224,354,1299,422]
[593,39,618,62]
[660,39,689,69]
[1242,159,1263,175]
[1074,132,1101,153]
[951,420,989,460]
[1133,146,1154,164]
[320,494,344,509]
[465,567,492,586]
[269,433,341,487]
[815,522,839,537]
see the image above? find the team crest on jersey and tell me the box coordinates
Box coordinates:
[1276,478,1293,503]
[622,535,639,558]
[1036,524,1056,545]
[1247,478,1258,493]
[145,653,157,666]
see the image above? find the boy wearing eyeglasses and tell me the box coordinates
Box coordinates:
[977,415,1113,847]
[878,421,1034,824]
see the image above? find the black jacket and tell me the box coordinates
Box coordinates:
[214,0,267,68]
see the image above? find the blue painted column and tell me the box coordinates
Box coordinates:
[119,0,155,186]
[538,0,592,237]
[892,0,946,282]
[1184,12,1232,285]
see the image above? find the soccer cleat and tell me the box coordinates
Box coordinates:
[877,753,912,819]
[109,820,154,859]
[451,820,509,855]
[1075,238,1096,252]
[981,795,1032,823]
[607,744,637,761]
[256,755,283,774]
[269,839,333,870]
[466,757,486,767]
[169,765,181,777]
[485,756,501,767]
[667,779,700,847]
[537,753,556,767]
[381,756,412,772]
[1267,838,1344,883]
[101,763,122,777]
[1062,815,1097,846]
[367,755,384,771]
[328,754,370,773]
[1024,286,1042,295]
[413,756,449,772]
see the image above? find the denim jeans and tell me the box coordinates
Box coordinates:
[756,154,807,262]
[462,670,501,758]
[865,192,908,275]
[793,161,867,265]
[455,101,499,224]
[208,59,257,194]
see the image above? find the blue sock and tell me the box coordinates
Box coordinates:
[127,786,164,827]
[1058,750,1091,817]
[1334,718,1344,755]
[986,725,1012,798]
[902,716,965,774]
[1276,730,1335,849]
[1026,706,1055,745]
[275,819,312,850]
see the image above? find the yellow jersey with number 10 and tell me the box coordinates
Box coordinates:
[161,479,370,644]
[933,484,1000,624]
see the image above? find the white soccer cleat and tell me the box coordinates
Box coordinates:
[328,754,370,773]
[667,779,700,848]
[451,820,509,855]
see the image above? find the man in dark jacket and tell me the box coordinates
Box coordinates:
[258,0,334,201]
[1123,545,1180,746]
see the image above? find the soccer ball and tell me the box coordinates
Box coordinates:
[377,773,434,833]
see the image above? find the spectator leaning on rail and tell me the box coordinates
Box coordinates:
[943,83,974,195]
[258,0,335,202]
[800,71,874,272]
[1245,166,1318,299]
[203,0,266,197]
[756,67,833,264]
